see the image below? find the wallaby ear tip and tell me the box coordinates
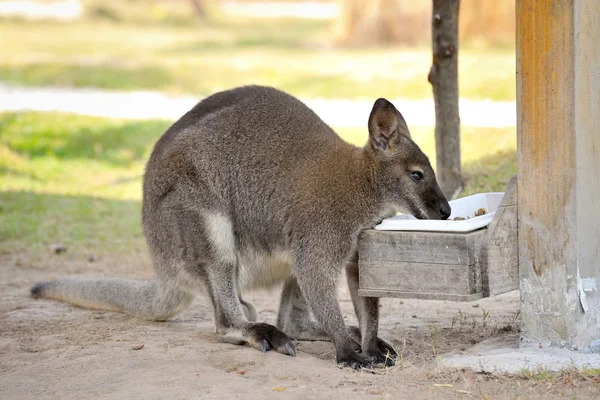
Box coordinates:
[372,98,397,114]
[373,97,392,107]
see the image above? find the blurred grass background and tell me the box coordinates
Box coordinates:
[0,0,517,259]
[0,0,516,100]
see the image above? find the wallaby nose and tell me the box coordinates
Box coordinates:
[440,203,451,220]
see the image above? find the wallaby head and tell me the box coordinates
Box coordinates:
[365,98,451,220]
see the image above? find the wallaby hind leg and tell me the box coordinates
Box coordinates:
[184,212,294,356]
[276,277,329,341]
[31,278,193,321]
[203,260,295,356]
[276,277,366,351]
[147,204,287,354]
[345,263,397,366]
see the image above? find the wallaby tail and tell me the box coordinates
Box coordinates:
[30,277,193,321]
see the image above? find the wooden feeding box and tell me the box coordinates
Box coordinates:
[358,176,518,301]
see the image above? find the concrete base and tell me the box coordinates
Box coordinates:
[441,334,600,374]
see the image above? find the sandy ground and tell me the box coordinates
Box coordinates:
[1,252,598,399]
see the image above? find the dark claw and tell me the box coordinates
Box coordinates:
[383,354,396,367]
[337,347,374,371]
[358,337,397,367]
[343,360,374,372]
[284,342,296,357]
[361,365,376,374]
[347,326,396,366]
[377,338,398,366]
[259,340,270,353]
[370,352,396,367]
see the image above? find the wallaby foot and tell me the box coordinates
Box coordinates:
[221,322,295,356]
[347,326,397,366]
[336,346,375,370]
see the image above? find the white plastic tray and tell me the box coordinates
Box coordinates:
[374,192,505,233]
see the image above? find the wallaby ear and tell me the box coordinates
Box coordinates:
[367,98,409,153]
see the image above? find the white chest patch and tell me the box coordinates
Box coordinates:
[238,248,293,290]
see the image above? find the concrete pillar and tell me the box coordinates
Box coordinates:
[517,0,600,347]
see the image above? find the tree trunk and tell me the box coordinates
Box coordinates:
[335,0,429,46]
[429,0,462,199]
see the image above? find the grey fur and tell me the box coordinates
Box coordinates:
[31,85,450,369]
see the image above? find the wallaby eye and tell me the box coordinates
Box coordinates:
[409,171,424,182]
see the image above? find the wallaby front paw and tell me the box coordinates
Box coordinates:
[347,326,397,366]
[336,347,374,371]
[364,338,397,367]
[243,323,296,357]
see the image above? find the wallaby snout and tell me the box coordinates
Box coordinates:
[406,185,451,221]
[414,181,451,220]
[416,189,451,220]
[440,200,452,220]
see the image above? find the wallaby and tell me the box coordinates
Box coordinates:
[31,86,450,369]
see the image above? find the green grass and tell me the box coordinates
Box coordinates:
[0,111,516,256]
[0,112,172,255]
[0,191,146,256]
[516,367,600,384]
[0,18,516,101]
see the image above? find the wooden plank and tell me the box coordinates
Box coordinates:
[358,289,483,302]
[359,230,476,265]
[574,0,600,313]
[482,175,518,296]
[359,261,476,295]
[357,225,487,301]
[467,225,486,294]
[517,0,600,347]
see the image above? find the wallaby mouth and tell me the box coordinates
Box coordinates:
[411,199,451,220]
[439,201,451,220]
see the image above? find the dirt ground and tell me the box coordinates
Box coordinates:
[1,252,599,399]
